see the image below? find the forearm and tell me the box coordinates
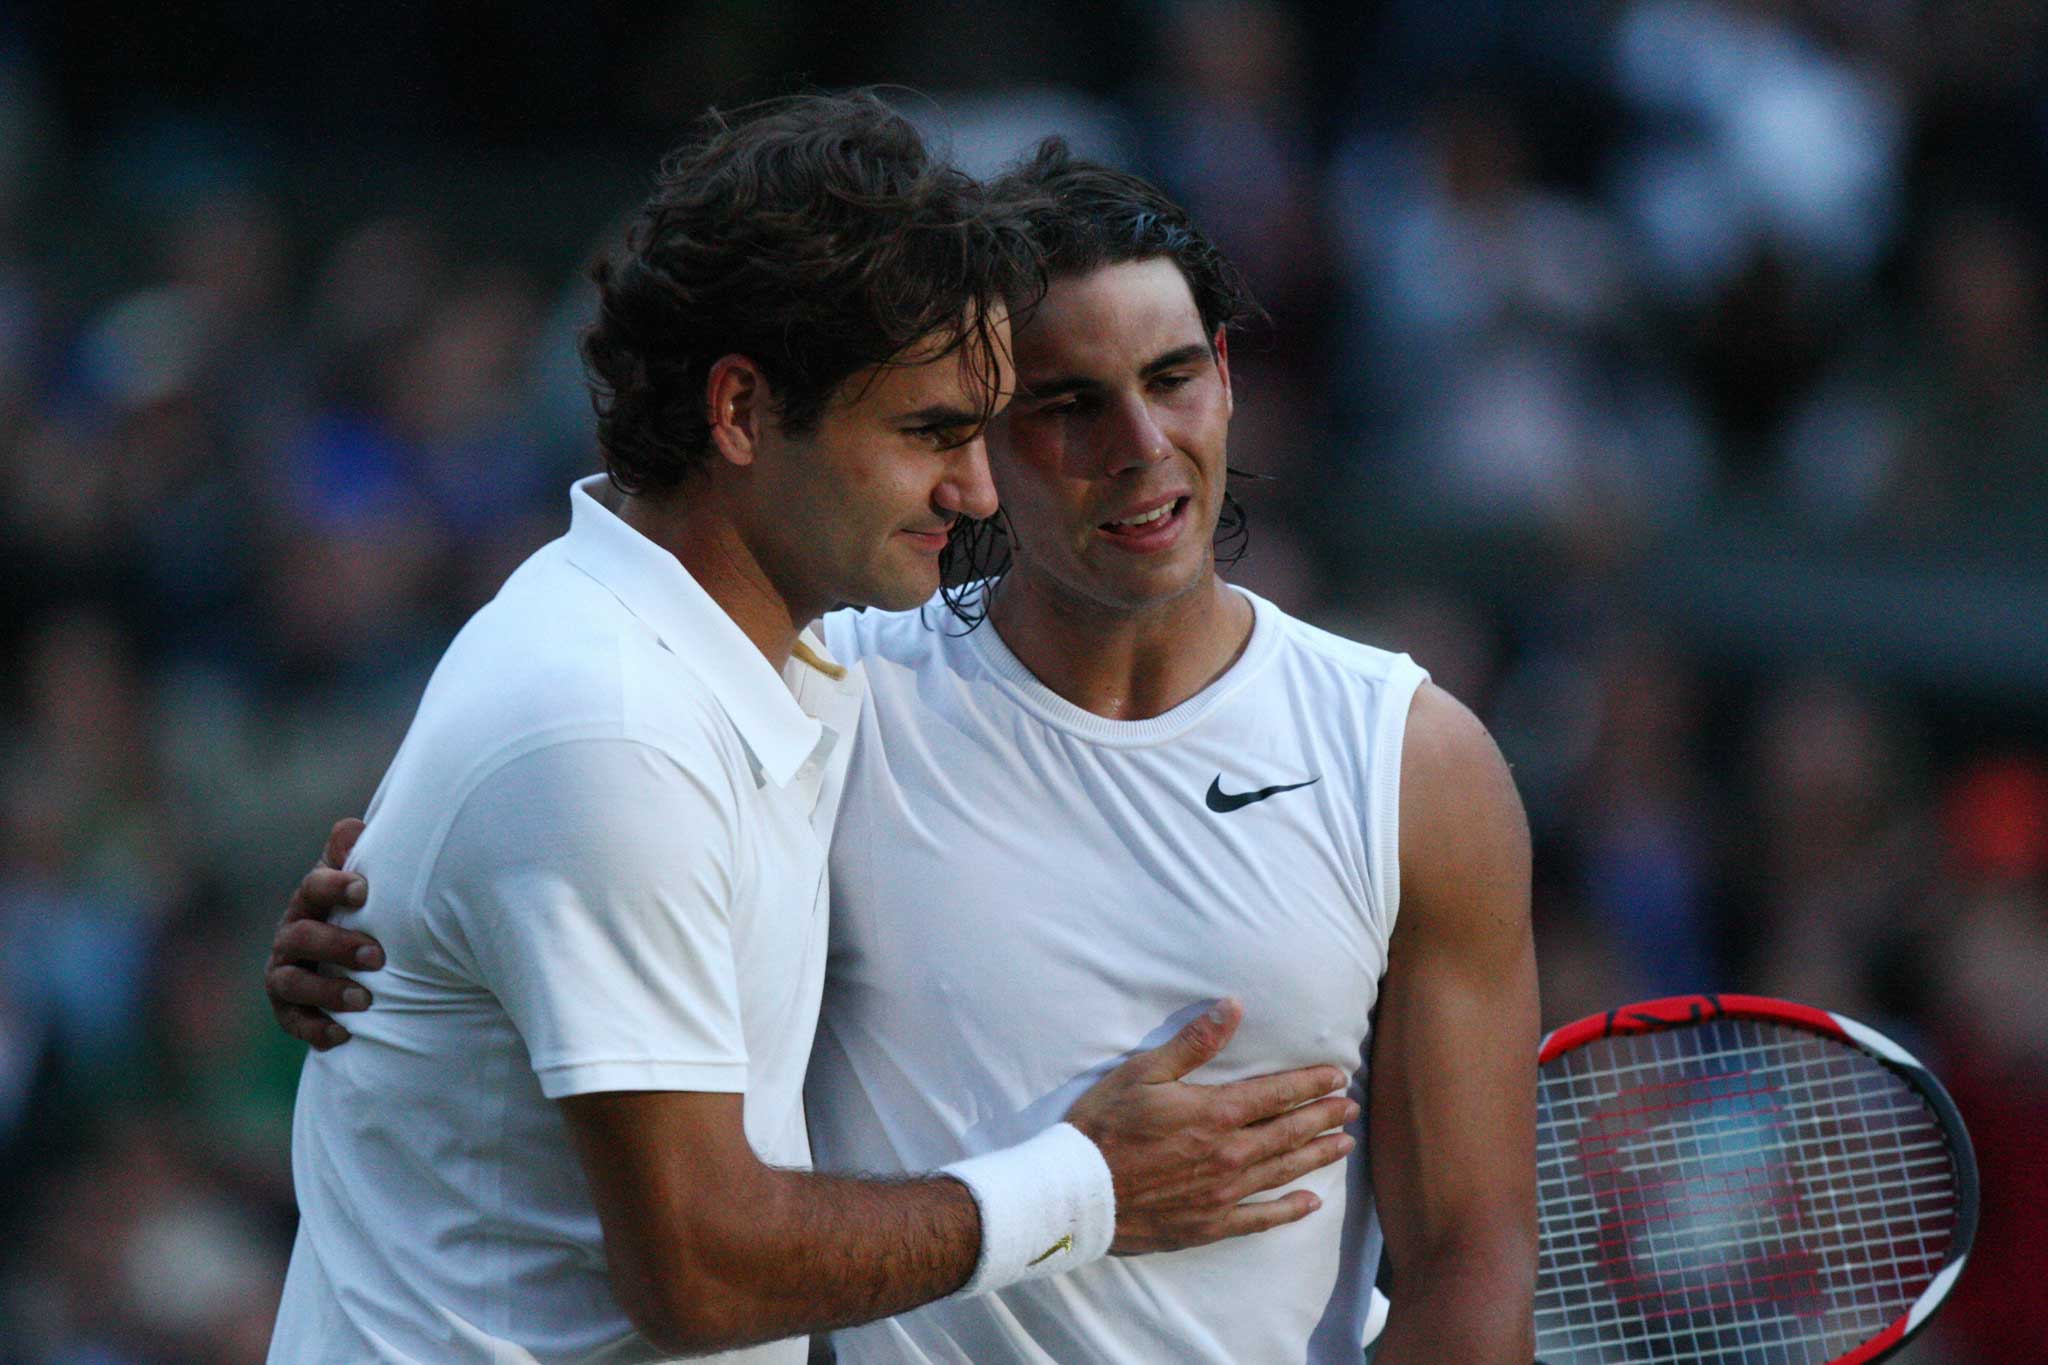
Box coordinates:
[1373,1241,1535,1365]
[675,1166,983,1345]
[588,1109,1114,1355]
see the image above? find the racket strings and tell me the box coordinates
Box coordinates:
[1530,1018,1961,1364]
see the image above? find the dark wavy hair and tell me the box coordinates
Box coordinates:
[936,138,1266,626]
[583,91,1042,497]
[991,138,1263,340]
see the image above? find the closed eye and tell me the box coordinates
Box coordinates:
[1032,393,1097,418]
[906,422,973,447]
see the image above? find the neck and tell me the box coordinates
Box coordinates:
[987,565,1253,721]
[620,490,809,670]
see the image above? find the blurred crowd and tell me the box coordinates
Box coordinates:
[1,2,2043,1361]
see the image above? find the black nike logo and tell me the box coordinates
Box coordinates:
[1206,775,1320,813]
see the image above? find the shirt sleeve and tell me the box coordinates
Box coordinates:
[432,734,751,1099]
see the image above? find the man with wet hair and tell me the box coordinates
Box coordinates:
[265,100,1357,1365]
[801,140,1539,1363]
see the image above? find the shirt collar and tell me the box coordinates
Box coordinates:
[561,474,824,787]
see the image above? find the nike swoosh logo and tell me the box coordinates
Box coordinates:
[1206,775,1320,813]
[1027,1233,1074,1267]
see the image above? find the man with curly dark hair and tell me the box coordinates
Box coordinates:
[267,130,1534,1361]
[264,98,1357,1365]
[800,139,1539,1363]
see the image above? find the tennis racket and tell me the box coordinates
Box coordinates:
[1364,994,1977,1364]
[1531,993,1976,1364]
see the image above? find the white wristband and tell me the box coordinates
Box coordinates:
[940,1121,1116,1296]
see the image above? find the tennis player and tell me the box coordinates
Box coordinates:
[263,99,1360,1365]
[269,139,1537,1361]
[802,144,1539,1362]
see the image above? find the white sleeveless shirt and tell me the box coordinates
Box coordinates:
[812,587,1427,1363]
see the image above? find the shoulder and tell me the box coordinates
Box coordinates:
[420,559,735,794]
[1397,683,1531,935]
[446,544,629,703]
[1401,683,1498,775]
[449,734,744,867]
[1252,593,1426,696]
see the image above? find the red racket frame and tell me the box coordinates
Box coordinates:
[1532,993,1979,1365]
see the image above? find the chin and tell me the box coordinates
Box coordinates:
[860,567,944,613]
[1096,554,1212,610]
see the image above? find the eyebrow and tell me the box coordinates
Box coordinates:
[1140,342,1213,378]
[1021,342,1213,402]
[895,403,986,427]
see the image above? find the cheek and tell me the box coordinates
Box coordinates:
[988,446,1044,509]
[996,423,1061,477]
[992,457,1070,521]
[833,453,879,490]
[1164,398,1227,454]
[984,471,1065,554]
[818,442,907,522]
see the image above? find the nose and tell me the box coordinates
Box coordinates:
[936,431,1001,522]
[1103,394,1172,475]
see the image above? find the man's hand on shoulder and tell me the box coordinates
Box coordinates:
[266,817,385,1049]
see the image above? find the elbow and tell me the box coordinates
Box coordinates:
[1379,1224,1538,1363]
[606,1224,773,1357]
[618,1270,753,1357]
[637,1317,739,1359]
[606,1178,805,1356]
[1446,1220,1538,1308]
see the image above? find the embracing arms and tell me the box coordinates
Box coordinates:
[562,1003,1344,1351]
[268,817,1354,1354]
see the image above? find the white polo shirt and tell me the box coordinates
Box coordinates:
[271,475,862,1365]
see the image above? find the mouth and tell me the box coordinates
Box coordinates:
[897,523,954,555]
[1096,496,1191,553]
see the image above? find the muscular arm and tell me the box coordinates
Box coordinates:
[1368,683,1539,1365]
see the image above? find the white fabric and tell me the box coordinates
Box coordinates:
[271,475,863,1365]
[940,1121,1116,1295]
[813,587,1427,1363]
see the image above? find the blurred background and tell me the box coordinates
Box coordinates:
[0,1,2042,1360]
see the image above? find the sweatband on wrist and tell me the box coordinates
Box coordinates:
[940,1121,1116,1296]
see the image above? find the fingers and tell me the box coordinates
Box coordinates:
[1222,1130,1355,1204]
[270,818,373,1054]
[1208,1062,1350,1124]
[1208,1189,1322,1241]
[286,867,367,924]
[1241,1093,1357,1159]
[1126,998,1242,1083]
[273,916,384,970]
[322,817,365,870]
[266,961,372,1015]
[274,1002,353,1051]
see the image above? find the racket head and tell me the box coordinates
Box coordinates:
[1533,994,1977,1365]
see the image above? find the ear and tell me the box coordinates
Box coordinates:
[1212,327,1233,419]
[706,355,770,468]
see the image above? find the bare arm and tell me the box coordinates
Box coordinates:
[1368,683,1539,1365]
[562,1002,1351,1354]
[265,827,1357,1351]
[562,1089,980,1350]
